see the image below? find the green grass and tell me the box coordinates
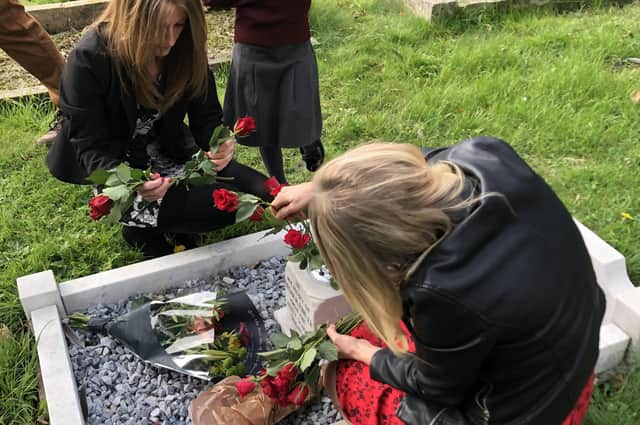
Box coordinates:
[22,0,75,5]
[1,0,639,423]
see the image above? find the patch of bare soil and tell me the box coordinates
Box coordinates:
[0,10,234,93]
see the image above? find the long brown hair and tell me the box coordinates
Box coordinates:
[94,0,208,111]
[310,143,467,354]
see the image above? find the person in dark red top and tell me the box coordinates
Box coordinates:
[204,0,324,183]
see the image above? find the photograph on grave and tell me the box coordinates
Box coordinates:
[66,290,269,381]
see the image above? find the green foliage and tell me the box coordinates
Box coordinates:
[585,360,640,424]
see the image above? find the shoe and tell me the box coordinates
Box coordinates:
[300,141,324,172]
[122,226,173,259]
[169,233,200,252]
[35,111,63,147]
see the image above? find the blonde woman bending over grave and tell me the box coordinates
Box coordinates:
[271,137,604,425]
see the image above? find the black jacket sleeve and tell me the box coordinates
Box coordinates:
[187,69,223,151]
[369,287,495,406]
[58,45,125,176]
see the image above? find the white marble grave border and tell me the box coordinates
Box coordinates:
[17,229,289,425]
[16,221,638,425]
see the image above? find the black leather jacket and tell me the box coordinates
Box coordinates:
[46,28,223,184]
[369,137,605,425]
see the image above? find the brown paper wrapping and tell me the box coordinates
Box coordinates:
[189,376,298,425]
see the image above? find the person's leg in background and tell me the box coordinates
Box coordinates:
[0,0,65,146]
[259,145,287,184]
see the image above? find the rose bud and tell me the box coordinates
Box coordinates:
[287,382,310,406]
[233,116,256,137]
[277,362,299,383]
[249,205,265,222]
[213,188,239,213]
[283,229,311,249]
[88,195,113,220]
[260,377,276,398]
[235,378,257,397]
[264,176,286,197]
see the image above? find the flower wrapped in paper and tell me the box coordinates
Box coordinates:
[65,290,268,381]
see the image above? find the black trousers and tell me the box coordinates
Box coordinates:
[122,160,270,257]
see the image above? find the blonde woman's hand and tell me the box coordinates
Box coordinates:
[205,139,235,171]
[137,173,171,201]
[326,324,381,366]
[270,182,314,220]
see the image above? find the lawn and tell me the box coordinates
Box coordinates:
[1,0,639,423]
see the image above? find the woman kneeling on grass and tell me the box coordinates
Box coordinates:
[271,137,605,425]
[46,0,271,258]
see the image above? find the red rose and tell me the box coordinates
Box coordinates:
[88,195,113,220]
[284,229,311,249]
[260,377,276,398]
[235,378,257,397]
[272,375,290,393]
[287,383,310,406]
[233,116,256,137]
[249,205,265,222]
[277,363,299,383]
[264,176,286,197]
[213,189,239,213]
[277,394,291,407]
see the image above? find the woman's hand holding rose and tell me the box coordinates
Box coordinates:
[206,139,235,171]
[138,173,171,201]
[326,324,381,366]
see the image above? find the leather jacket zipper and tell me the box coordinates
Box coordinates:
[474,383,493,425]
[428,407,448,425]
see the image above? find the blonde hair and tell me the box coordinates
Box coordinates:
[310,143,467,354]
[94,0,208,111]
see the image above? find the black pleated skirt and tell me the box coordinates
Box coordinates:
[223,40,322,148]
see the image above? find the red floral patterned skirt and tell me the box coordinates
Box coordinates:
[336,322,595,425]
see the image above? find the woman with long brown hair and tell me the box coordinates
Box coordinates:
[272,137,605,425]
[46,0,272,257]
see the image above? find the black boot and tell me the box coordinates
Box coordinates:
[121,226,173,259]
[300,140,324,172]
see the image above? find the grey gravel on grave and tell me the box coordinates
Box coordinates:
[67,256,342,425]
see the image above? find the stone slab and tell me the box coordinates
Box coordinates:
[403,0,502,21]
[404,0,458,21]
[60,229,289,312]
[274,307,297,336]
[611,287,640,352]
[283,262,351,333]
[0,58,230,104]
[19,221,637,425]
[596,324,630,374]
[17,270,65,319]
[574,219,635,325]
[31,305,85,425]
[27,0,107,35]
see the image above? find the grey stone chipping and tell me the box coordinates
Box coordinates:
[67,256,343,425]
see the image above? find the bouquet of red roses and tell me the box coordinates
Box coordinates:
[232,313,362,407]
[86,117,256,223]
